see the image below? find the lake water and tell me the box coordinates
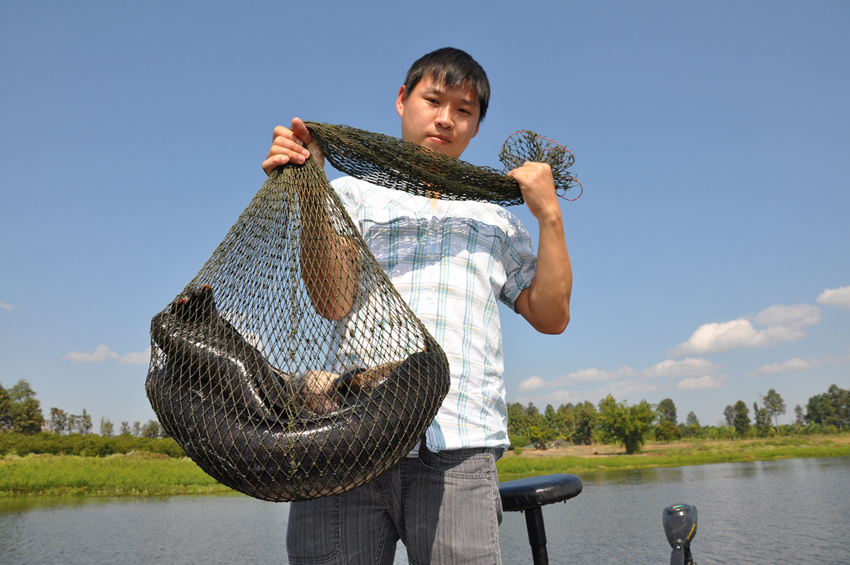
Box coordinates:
[2,457,849,564]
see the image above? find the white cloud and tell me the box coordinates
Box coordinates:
[670,319,762,356]
[752,358,810,375]
[515,379,666,408]
[517,375,548,392]
[64,345,151,364]
[551,366,636,386]
[676,374,728,390]
[514,357,727,402]
[65,344,120,363]
[0,302,15,311]
[119,348,152,365]
[754,304,820,339]
[517,367,630,392]
[670,304,821,356]
[817,286,850,310]
[749,354,850,377]
[643,357,721,378]
[518,388,595,406]
[597,379,667,398]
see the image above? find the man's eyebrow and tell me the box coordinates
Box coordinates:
[421,85,445,96]
[459,95,479,108]
[422,85,479,108]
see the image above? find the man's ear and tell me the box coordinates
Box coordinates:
[396,85,407,118]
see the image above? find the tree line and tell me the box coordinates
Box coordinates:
[0,379,165,439]
[3,378,848,457]
[507,384,849,454]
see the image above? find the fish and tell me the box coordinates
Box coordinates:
[149,285,293,419]
[146,285,450,501]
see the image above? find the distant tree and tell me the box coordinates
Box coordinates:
[827,384,849,431]
[685,411,700,428]
[49,407,68,434]
[544,404,557,431]
[529,425,554,449]
[525,403,541,425]
[794,404,804,426]
[507,402,526,438]
[100,417,114,438]
[762,389,786,427]
[805,393,835,427]
[803,385,850,431]
[7,380,44,434]
[556,403,576,442]
[656,398,678,425]
[753,402,771,436]
[655,420,682,442]
[723,405,736,428]
[142,419,162,439]
[597,395,655,454]
[76,409,93,435]
[119,421,132,436]
[0,384,14,432]
[732,401,750,437]
[507,402,560,444]
[66,414,77,435]
[573,401,598,445]
[132,421,142,437]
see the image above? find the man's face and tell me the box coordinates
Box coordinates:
[396,74,481,159]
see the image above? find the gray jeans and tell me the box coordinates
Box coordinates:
[286,446,504,565]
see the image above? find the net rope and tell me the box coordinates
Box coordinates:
[307,121,581,206]
[146,123,578,502]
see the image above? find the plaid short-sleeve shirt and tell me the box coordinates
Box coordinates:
[332,176,537,451]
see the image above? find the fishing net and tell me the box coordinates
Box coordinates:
[145,122,579,502]
[308,121,581,205]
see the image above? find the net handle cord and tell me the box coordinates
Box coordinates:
[304,122,581,206]
[499,129,583,202]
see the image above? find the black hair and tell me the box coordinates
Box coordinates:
[403,47,490,121]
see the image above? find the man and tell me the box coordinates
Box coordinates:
[263,47,571,565]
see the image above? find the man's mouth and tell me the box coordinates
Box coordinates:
[427,134,451,144]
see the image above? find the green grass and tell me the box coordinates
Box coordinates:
[496,436,850,481]
[0,451,233,497]
[3,435,848,496]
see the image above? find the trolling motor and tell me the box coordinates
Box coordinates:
[663,504,698,565]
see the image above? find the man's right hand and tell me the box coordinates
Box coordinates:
[262,117,325,175]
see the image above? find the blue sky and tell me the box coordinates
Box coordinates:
[2,1,848,429]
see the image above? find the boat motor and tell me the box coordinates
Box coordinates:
[663,503,697,565]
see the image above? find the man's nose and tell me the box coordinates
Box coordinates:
[435,106,454,129]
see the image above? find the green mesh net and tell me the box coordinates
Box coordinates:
[307,121,581,205]
[145,123,578,502]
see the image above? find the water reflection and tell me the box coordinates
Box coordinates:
[2,457,848,564]
[0,493,288,565]
[498,457,850,564]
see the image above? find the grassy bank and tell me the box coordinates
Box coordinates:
[2,435,848,497]
[496,435,850,481]
[0,451,232,497]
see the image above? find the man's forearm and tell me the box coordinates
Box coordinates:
[517,214,571,334]
[299,202,360,320]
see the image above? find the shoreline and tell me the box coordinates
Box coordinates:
[497,434,850,480]
[2,435,848,498]
[512,434,850,458]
